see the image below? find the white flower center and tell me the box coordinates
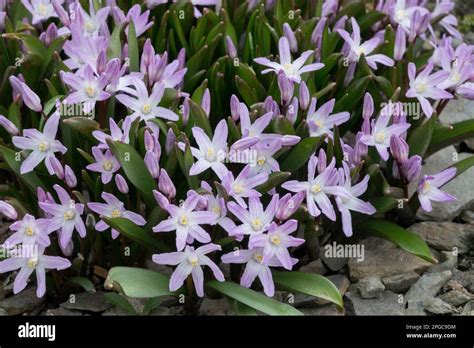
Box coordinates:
[38,142,50,152]
[311,184,322,194]
[188,254,199,267]
[451,72,461,84]
[27,258,38,268]
[253,252,263,263]
[142,104,152,114]
[102,160,114,171]
[270,234,281,245]
[415,82,427,94]
[63,209,75,221]
[206,148,216,161]
[355,47,365,57]
[85,85,97,98]
[37,4,48,16]
[422,181,431,194]
[251,218,263,231]
[111,209,122,218]
[178,214,188,226]
[85,21,96,33]
[395,9,405,22]
[25,226,35,236]
[257,155,266,166]
[212,206,221,215]
[233,184,244,194]
[283,63,293,75]
[375,132,386,144]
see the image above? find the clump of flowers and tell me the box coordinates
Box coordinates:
[0,0,472,315]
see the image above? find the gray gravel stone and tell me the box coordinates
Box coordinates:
[357,277,385,299]
[409,222,474,254]
[44,307,83,316]
[199,298,231,316]
[439,289,474,306]
[424,297,457,315]
[382,271,420,293]
[299,258,328,275]
[301,304,344,316]
[405,270,452,308]
[426,251,458,274]
[348,237,431,281]
[0,287,45,315]
[345,291,405,316]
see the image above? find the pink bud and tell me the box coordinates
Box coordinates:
[50,156,64,179]
[230,95,240,121]
[225,36,237,59]
[299,81,310,110]
[158,168,176,199]
[201,89,211,117]
[64,165,77,188]
[165,128,176,155]
[0,200,17,220]
[153,189,169,209]
[0,115,19,135]
[145,151,160,179]
[283,23,298,52]
[115,174,129,194]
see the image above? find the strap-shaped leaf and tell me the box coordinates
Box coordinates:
[280,136,323,172]
[256,172,291,193]
[127,22,139,72]
[356,219,436,263]
[273,271,344,309]
[408,114,437,157]
[105,266,178,298]
[107,140,156,205]
[427,119,474,157]
[102,217,169,252]
[206,280,303,316]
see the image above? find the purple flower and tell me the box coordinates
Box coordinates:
[307,97,350,138]
[417,167,456,212]
[116,4,153,37]
[152,243,224,297]
[457,82,474,100]
[186,120,228,177]
[22,0,58,25]
[254,37,324,84]
[88,192,146,239]
[62,64,110,113]
[75,3,110,37]
[86,147,121,184]
[92,117,131,150]
[359,105,411,161]
[0,245,70,297]
[0,201,17,220]
[335,163,376,237]
[221,247,297,297]
[116,80,179,122]
[275,192,305,221]
[153,192,217,251]
[9,76,42,112]
[4,214,52,247]
[200,181,236,235]
[219,165,268,208]
[406,62,453,118]
[63,26,108,72]
[283,157,351,219]
[338,18,394,69]
[227,195,279,239]
[12,112,67,174]
[39,184,86,250]
[250,220,304,270]
[249,139,282,175]
[390,0,430,33]
[437,44,472,92]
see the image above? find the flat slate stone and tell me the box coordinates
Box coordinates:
[60,292,112,313]
[344,291,405,316]
[0,287,44,315]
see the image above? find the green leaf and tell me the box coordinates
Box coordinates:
[408,114,436,157]
[107,23,124,60]
[356,219,436,263]
[228,299,258,315]
[105,266,178,298]
[450,155,474,177]
[370,196,400,213]
[107,140,156,205]
[63,117,100,140]
[0,145,45,193]
[272,271,343,309]
[66,277,96,293]
[427,119,474,157]
[256,172,291,193]
[206,280,303,316]
[187,99,212,136]
[127,22,139,72]
[103,293,137,315]
[280,137,324,172]
[102,217,169,252]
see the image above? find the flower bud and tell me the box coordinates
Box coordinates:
[64,165,77,188]
[145,151,160,179]
[201,88,211,117]
[52,0,70,26]
[153,189,169,209]
[144,130,155,152]
[182,97,190,126]
[158,168,176,199]
[276,192,304,220]
[0,200,17,220]
[394,24,406,61]
[50,156,64,179]
[402,155,422,182]
[278,72,294,106]
[390,135,409,163]
[230,95,240,121]
[225,36,237,59]
[286,97,299,124]
[115,174,129,194]
[165,128,176,155]
[0,115,19,135]
[283,23,298,52]
[299,81,310,110]
[317,148,327,173]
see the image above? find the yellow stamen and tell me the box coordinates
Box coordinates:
[25,227,35,236]
[270,235,281,245]
[188,255,199,267]
[38,142,49,152]
[375,132,385,144]
[142,104,152,114]
[111,209,122,218]
[102,160,113,172]
[179,215,188,226]
[311,184,322,194]
[63,209,75,221]
[233,184,244,194]
[85,85,97,98]
[251,218,263,231]
[415,83,427,94]
[27,258,38,268]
